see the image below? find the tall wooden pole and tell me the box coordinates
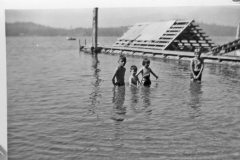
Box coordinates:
[92,7,98,53]
[236,20,240,40]
[236,20,240,56]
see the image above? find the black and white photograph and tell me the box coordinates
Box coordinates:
[1,0,240,159]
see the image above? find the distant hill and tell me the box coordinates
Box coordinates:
[196,22,237,37]
[5,22,237,37]
[5,22,129,37]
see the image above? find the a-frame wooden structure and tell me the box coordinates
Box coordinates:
[113,20,215,52]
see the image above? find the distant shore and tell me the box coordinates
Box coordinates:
[5,22,237,37]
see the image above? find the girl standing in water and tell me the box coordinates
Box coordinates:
[136,58,158,87]
[190,48,204,82]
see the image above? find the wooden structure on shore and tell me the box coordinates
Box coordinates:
[82,18,240,63]
[113,20,214,52]
[207,38,240,56]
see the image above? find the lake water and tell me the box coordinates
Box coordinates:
[7,37,240,160]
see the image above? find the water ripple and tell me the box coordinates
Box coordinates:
[7,37,240,160]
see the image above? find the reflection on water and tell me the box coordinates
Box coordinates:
[129,86,140,114]
[88,54,101,115]
[111,86,126,121]
[208,63,240,80]
[189,82,203,119]
[141,87,152,113]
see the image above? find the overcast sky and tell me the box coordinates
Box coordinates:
[5,6,240,28]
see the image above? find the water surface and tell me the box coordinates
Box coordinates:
[7,37,240,160]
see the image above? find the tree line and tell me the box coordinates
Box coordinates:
[5,22,129,37]
[5,22,237,37]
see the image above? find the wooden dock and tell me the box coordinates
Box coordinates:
[82,16,240,63]
[208,38,240,56]
[82,45,240,63]
[113,20,215,51]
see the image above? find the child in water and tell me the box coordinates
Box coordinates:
[136,58,158,86]
[112,55,127,86]
[129,65,141,87]
[190,48,204,82]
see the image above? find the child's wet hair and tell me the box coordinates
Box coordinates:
[142,58,150,66]
[118,55,127,63]
[130,65,137,72]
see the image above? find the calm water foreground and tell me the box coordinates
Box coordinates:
[7,37,240,160]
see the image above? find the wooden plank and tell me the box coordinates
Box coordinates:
[163,33,178,36]
[131,44,166,48]
[178,43,213,47]
[115,41,130,44]
[179,40,214,44]
[170,25,186,28]
[114,43,130,46]
[131,42,169,46]
[130,45,165,50]
[166,29,181,32]
[118,39,132,41]
[175,20,192,24]
[159,36,175,39]
[155,40,171,43]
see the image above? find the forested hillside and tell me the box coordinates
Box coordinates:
[5,22,237,37]
[5,22,129,37]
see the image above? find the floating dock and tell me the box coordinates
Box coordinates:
[82,18,240,63]
[112,20,214,51]
[83,45,240,63]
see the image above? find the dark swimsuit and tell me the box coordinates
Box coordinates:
[115,82,125,87]
[190,71,202,81]
[142,76,151,86]
[142,72,151,86]
[191,59,203,81]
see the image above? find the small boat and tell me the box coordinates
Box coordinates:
[67,37,76,40]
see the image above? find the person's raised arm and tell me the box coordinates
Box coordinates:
[137,76,141,86]
[149,68,158,79]
[136,67,143,77]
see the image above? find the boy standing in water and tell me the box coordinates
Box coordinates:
[112,55,127,86]
[129,65,141,87]
[136,58,158,87]
[190,48,204,82]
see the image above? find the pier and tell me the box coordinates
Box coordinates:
[83,45,240,63]
[81,9,240,64]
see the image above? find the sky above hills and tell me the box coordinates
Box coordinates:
[5,6,240,28]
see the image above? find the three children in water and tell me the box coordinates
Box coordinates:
[112,55,158,87]
[112,48,204,87]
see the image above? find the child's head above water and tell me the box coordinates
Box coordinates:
[194,48,202,57]
[130,65,137,74]
[118,55,127,66]
[142,58,150,66]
